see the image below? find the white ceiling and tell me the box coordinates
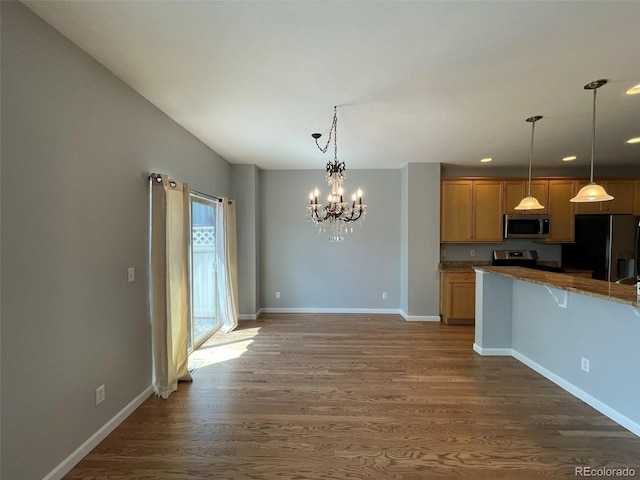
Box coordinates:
[24,0,640,171]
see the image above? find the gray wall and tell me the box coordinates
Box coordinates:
[231,164,260,317]
[403,163,441,318]
[400,166,409,314]
[0,3,231,479]
[259,169,401,310]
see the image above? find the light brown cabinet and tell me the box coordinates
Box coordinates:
[546,179,577,243]
[441,177,638,245]
[574,180,635,214]
[503,180,549,214]
[441,179,503,242]
[439,272,475,324]
[441,180,473,242]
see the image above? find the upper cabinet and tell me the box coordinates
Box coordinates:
[441,177,637,245]
[574,180,635,214]
[441,180,473,242]
[546,179,577,243]
[503,180,549,214]
[441,179,503,242]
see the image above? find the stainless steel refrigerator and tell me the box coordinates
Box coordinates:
[561,214,639,282]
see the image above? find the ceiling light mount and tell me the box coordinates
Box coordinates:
[584,79,608,91]
[571,79,614,203]
[515,115,544,211]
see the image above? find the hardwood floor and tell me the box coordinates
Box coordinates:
[65,314,640,479]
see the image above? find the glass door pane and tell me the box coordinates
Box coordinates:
[189,196,220,351]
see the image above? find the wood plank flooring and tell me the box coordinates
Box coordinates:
[64,314,640,479]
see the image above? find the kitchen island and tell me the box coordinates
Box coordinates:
[474,266,640,437]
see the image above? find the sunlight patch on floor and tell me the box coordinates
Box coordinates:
[189,326,260,371]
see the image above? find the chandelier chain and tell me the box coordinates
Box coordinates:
[314,106,338,157]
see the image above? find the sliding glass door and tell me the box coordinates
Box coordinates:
[189,195,220,351]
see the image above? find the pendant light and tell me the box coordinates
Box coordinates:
[570,79,614,203]
[515,115,544,210]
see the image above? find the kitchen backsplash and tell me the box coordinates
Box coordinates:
[441,240,562,264]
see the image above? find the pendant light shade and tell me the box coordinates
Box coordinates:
[514,195,545,210]
[515,115,544,211]
[570,182,614,203]
[570,79,614,203]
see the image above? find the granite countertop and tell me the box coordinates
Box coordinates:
[438,261,489,273]
[440,261,592,276]
[474,265,639,308]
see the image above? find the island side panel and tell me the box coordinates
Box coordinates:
[511,280,640,433]
[474,270,513,355]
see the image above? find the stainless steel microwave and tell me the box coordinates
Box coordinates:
[504,214,550,239]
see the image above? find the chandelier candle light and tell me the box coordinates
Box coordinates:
[307,106,366,242]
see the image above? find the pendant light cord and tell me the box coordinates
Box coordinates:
[590,87,597,183]
[528,119,535,197]
[524,115,541,197]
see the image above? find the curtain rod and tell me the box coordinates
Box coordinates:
[191,189,223,203]
[149,174,224,203]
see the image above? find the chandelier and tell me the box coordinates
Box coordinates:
[306,106,366,242]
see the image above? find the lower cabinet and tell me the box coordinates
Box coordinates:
[439,271,475,325]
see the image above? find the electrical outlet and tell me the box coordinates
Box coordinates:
[441,250,447,258]
[581,357,590,373]
[96,384,106,405]
[127,267,135,282]
[275,291,280,299]
[382,292,387,300]
[470,249,475,257]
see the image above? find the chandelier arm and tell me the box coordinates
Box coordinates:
[322,209,333,222]
[343,208,364,222]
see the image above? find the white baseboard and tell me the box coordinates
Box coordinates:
[258,308,404,316]
[474,345,640,436]
[245,309,440,321]
[399,310,441,322]
[44,386,153,480]
[512,350,640,437]
[473,343,513,356]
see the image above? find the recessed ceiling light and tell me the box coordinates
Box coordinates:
[562,155,577,162]
[626,84,640,95]
[480,157,493,163]
[627,137,640,144]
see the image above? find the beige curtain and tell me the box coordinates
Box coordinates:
[150,174,192,399]
[216,198,239,333]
